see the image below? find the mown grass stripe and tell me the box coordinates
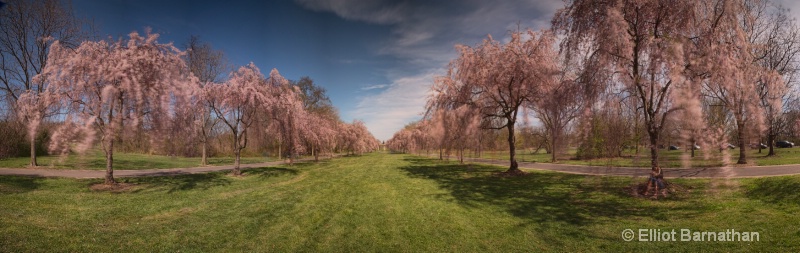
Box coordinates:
[0,152,798,252]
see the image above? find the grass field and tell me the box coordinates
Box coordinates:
[1,152,798,251]
[455,147,800,168]
[4,146,799,171]
[0,150,276,170]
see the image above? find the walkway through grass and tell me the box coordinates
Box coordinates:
[0,150,274,170]
[1,153,798,251]
[462,148,800,168]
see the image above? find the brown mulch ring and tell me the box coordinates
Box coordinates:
[626,180,692,199]
[493,169,529,177]
[89,182,139,193]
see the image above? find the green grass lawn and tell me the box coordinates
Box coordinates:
[1,152,798,251]
[0,150,276,170]
[457,147,800,168]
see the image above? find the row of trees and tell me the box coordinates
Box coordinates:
[1,1,379,185]
[388,0,800,173]
[33,31,378,184]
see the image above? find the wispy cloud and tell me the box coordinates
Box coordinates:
[376,1,563,65]
[351,71,440,140]
[360,84,389,91]
[294,0,563,140]
[294,0,408,24]
[337,59,357,64]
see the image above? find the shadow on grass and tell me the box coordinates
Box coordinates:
[206,157,267,166]
[0,176,41,193]
[72,155,267,170]
[79,158,178,170]
[745,176,800,206]
[126,172,233,193]
[399,157,704,226]
[120,167,301,193]
[243,167,300,179]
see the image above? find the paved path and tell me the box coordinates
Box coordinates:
[0,160,303,179]
[2,154,800,179]
[440,156,800,178]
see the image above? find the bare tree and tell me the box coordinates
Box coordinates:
[754,5,800,156]
[291,76,339,160]
[531,65,584,162]
[185,35,226,165]
[0,0,83,166]
[186,36,226,83]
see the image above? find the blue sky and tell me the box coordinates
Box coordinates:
[69,0,565,140]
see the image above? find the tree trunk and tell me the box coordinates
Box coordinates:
[233,148,242,175]
[278,141,282,160]
[201,141,208,166]
[29,136,38,167]
[758,138,762,154]
[736,120,747,164]
[551,131,557,162]
[648,129,660,170]
[459,147,464,164]
[477,134,482,158]
[289,152,294,165]
[767,134,776,156]
[104,140,116,185]
[507,121,520,173]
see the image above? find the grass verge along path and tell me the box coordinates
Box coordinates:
[1,153,798,251]
[458,148,800,168]
[0,151,275,170]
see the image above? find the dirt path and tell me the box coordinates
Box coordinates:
[3,154,800,179]
[0,159,306,179]
[436,156,800,178]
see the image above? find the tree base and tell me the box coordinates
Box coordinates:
[90,182,136,192]
[103,177,117,185]
[630,179,672,199]
[628,178,694,200]
[495,168,527,177]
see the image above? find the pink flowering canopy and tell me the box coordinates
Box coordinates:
[40,30,196,183]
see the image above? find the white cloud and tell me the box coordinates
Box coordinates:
[295,0,564,140]
[351,70,441,140]
[360,84,389,91]
[294,0,408,24]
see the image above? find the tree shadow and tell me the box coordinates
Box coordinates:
[399,157,705,226]
[0,176,42,193]
[124,172,233,193]
[79,158,174,170]
[242,167,300,179]
[745,176,800,206]
[87,166,301,193]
